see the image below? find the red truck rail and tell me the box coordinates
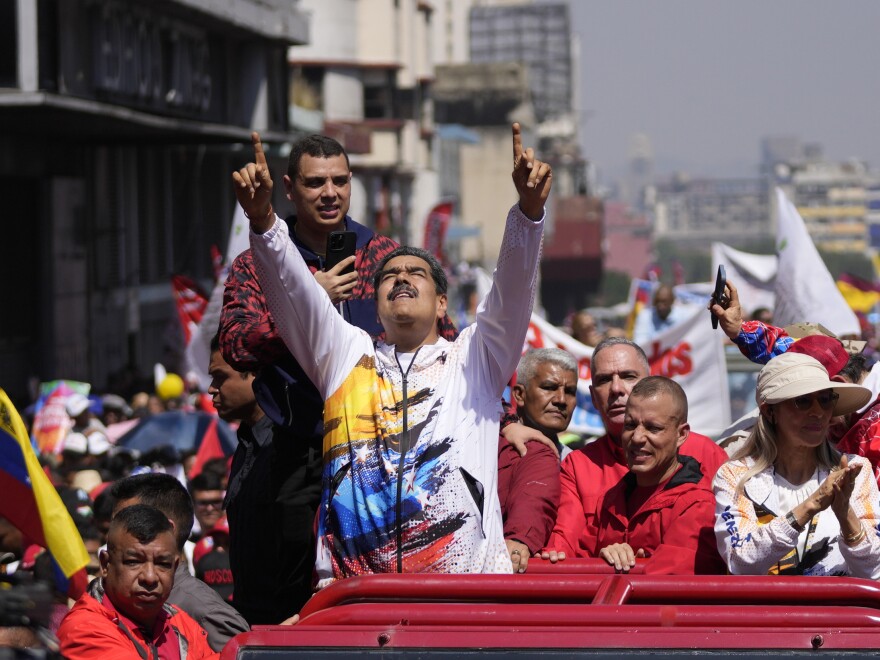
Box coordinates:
[222,559,880,657]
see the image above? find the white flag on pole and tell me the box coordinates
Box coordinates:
[184,203,252,391]
[773,188,860,335]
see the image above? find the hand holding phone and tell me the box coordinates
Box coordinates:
[711,265,726,329]
[325,231,357,275]
[318,231,358,307]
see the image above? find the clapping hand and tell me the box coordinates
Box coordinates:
[830,454,862,520]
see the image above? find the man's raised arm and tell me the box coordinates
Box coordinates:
[474,123,552,394]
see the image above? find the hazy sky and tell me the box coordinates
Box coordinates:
[569,1,880,183]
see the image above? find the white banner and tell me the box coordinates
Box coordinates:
[773,187,860,335]
[711,242,777,315]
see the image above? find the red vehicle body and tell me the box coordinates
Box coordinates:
[222,559,880,657]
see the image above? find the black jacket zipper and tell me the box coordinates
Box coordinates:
[394,347,421,573]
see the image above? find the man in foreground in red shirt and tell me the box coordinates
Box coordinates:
[58,504,217,659]
[591,377,724,574]
[543,337,727,560]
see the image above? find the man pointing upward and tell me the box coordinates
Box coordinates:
[233,124,550,582]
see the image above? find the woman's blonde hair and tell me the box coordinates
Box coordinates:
[731,407,841,495]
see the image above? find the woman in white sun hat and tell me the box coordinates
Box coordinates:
[714,352,880,577]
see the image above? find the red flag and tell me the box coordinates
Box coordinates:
[189,417,227,478]
[423,202,454,265]
[171,275,209,346]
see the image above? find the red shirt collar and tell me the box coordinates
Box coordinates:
[100,588,174,650]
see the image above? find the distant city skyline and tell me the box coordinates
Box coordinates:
[570,1,880,185]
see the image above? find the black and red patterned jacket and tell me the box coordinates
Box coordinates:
[219,214,457,429]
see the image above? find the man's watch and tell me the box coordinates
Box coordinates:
[785,511,805,532]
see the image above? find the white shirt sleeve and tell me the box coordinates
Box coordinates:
[249,216,370,397]
[472,204,545,395]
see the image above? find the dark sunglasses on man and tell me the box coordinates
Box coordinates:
[194,498,224,510]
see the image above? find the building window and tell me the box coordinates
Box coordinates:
[0,2,16,87]
[363,69,395,119]
[291,66,323,112]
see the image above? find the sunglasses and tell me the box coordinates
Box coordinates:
[791,391,839,412]
[195,498,224,509]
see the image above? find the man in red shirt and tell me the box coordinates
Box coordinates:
[591,377,724,574]
[544,337,727,560]
[498,349,573,572]
[58,504,217,659]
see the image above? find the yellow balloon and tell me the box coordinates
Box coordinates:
[157,373,185,400]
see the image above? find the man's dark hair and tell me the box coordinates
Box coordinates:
[373,246,448,296]
[838,353,870,384]
[287,134,350,180]
[630,376,688,424]
[592,336,650,373]
[93,490,116,526]
[108,504,174,549]
[109,474,194,551]
[210,332,253,379]
[199,458,229,484]
[189,471,224,495]
[80,524,102,543]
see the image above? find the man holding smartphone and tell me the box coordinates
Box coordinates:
[219,135,457,621]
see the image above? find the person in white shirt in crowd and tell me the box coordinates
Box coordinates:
[714,352,880,577]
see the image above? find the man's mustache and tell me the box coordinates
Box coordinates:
[388,283,418,300]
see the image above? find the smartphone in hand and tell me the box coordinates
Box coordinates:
[325,231,357,275]
[711,264,726,329]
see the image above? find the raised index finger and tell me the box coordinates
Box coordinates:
[512,122,523,162]
[251,131,268,168]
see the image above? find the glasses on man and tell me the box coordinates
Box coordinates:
[791,391,839,412]
[194,498,224,510]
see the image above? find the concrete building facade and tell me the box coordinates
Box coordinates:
[652,177,772,250]
[288,0,438,247]
[1,0,307,403]
[777,160,880,253]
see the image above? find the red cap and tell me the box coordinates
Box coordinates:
[789,335,849,376]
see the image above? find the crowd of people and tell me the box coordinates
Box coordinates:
[3,124,880,656]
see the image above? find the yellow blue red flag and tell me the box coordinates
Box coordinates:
[0,388,89,597]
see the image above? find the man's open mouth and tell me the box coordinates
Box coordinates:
[389,285,417,301]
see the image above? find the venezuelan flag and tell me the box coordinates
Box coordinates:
[837,272,880,314]
[0,389,89,598]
